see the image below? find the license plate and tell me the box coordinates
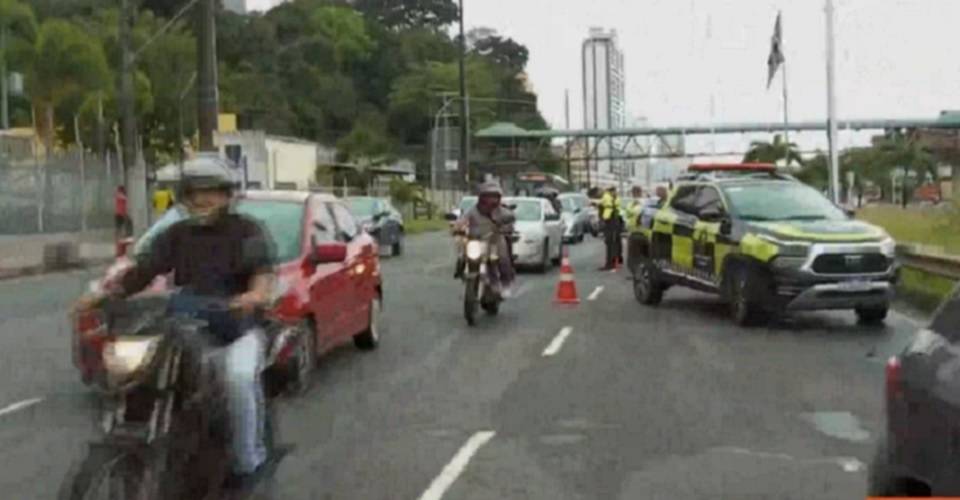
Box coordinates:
[837,280,872,292]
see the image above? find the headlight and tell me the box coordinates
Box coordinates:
[102,336,161,379]
[466,240,485,260]
[758,234,810,258]
[880,237,897,257]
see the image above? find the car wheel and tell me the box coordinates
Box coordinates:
[392,237,404,257]
[867,440,928,496]
[633,259,663,305]
[856,305,888,325]
[287,321,316,395]
[728,265,768,327]
[354,296,381,350]
[536,240,550,273]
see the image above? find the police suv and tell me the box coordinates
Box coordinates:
[627,163,898,326]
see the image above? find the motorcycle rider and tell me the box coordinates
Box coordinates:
[456,181,516,295]
[73,159,276,491]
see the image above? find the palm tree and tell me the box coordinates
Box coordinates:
[742,134,804,166]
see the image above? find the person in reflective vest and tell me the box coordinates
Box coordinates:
[599,186,623,270]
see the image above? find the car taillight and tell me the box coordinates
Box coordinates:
[885,356,903,402]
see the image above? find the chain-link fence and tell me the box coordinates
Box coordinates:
[0,151,120,235]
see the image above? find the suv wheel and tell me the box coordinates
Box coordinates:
[856,306,888,325]
[728,265,768,327]
[633,259,663,306]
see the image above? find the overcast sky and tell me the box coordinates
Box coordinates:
[249,0,959,156]
[465,0,959,155]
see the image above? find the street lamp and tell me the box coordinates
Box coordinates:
[457,0,468,187]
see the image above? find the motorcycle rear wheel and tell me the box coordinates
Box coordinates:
[59,445,162,500]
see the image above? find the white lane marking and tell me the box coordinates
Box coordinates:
[510,282,533,299]
[419,430,496,500]
[587,286,604,301]
[0,397,43,418]
[542,327,574,357]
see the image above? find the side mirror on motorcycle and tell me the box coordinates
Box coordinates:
[444,211,459,222]
[372,210,391,222]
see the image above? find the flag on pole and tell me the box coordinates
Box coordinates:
[766,12,785,89]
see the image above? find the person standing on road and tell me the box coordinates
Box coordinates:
[114,185,132,239]
[599,186,623,270]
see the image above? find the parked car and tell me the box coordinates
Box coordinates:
[558,192,597,243]
[345,196,405,256]
[72,191,384,388]
[503,196,565,272]
[869,285,960,496]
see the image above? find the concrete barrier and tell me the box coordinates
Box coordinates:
[0,230,115,279]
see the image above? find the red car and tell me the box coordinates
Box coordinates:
[73,190,384,389]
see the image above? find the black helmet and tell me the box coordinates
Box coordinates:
[177,154,237,200]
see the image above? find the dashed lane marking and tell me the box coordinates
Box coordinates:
[0,397,43,419]
[542,327,574,357]
[418,430,496,500]
[587,286,604,301]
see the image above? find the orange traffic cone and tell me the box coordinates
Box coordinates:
[554,248,580,305]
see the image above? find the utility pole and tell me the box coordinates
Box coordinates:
[825,0,841,204]
[564,89,572,186]
[119,0,137,187]
[457,0,469,188]
[197,0,218,151]
[1,25,8,129]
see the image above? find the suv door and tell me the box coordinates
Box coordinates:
[691,186,725,284]
[306,200,347,348]
[330,202,370,336]
[656,185,699,274]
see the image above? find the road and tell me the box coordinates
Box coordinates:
[0,232,920,499]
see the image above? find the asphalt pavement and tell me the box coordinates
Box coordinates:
[0,232,921,499]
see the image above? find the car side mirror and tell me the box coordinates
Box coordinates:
[844,208,856,218]
[373,210,390,222]
[573,207,582,214]
[720,219,733,235]
[314,241,347,264]
[545,212,561,222]
[699,207,725,223]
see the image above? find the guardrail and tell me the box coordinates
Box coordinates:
[897,244,960,280]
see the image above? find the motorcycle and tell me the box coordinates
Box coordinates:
[60,292,301,500]
[452,228,519,326]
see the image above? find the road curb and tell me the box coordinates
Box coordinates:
[0,257,114,282]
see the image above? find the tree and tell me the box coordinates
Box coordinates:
[311,6,374,70]
[0,0,36,127]
[336,111,393,163]
[742,134,803,165]
[27,19,110,151]
[354,0,458,31]
[472,34,528,73]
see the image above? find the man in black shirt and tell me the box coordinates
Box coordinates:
[75,160,275,487]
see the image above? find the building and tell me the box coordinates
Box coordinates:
[582,27,627,188]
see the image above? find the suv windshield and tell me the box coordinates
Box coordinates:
[345,198,378,217]
[235,200,304,264]
[723,182,847,222]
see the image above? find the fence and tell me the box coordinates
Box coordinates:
[897,244,960,280]
[0,151,120,236]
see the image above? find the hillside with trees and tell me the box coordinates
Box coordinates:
[9,0,550,176]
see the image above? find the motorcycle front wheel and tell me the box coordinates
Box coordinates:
[59,445,162,500]
[464,277,480,326]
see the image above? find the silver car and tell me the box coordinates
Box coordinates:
[503,197,565,272]
[558,193,597,243]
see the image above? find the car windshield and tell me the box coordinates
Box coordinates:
[509,200,542,221]
[459,197,478,212]
[345,198,378,217]
[133,206,187,257]
[723,183,847,222]
[235,200,304,264]
[559,197,579,213]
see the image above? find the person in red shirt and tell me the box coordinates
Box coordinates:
[114,186,132,238]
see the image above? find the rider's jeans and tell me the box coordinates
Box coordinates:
[220,329,268,475]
